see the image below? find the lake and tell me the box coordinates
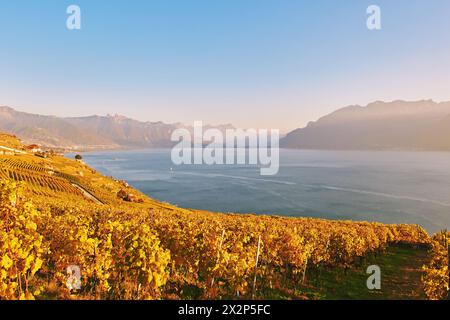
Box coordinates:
[80,149,450,233]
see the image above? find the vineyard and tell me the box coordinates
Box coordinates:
[422,231,450,300]
[0,157,85,198]
[0,134,449,300]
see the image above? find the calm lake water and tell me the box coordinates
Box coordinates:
[80,149,450,233]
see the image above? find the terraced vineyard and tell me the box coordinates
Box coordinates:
[0,158,49,173]
[0,152,183,210]
[0,156,100,202]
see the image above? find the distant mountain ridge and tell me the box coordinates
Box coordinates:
[4,100,450,151]
[281,100,450,151]
[0,106,233,150]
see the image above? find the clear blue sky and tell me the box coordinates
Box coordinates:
[1,0,449,132]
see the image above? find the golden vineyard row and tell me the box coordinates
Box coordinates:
[422,231,450,299]
[0,179,435,300]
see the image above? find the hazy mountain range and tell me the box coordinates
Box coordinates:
[2,100,450,151]
[281,100,450,151]
[0,106,233,150]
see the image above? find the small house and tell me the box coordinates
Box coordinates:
[26,144,41,153]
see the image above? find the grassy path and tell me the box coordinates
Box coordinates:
[304,245,429,300]
[261,245,430,300]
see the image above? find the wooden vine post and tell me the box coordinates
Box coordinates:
[211,230,225,288]
[251,235,261,299]
[302,257,308,284]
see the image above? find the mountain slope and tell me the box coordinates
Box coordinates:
[64,115,178,148]
[0,106,234,150]
[0,106,115,148]
[281,100,450,150]
[0,106,179,149]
